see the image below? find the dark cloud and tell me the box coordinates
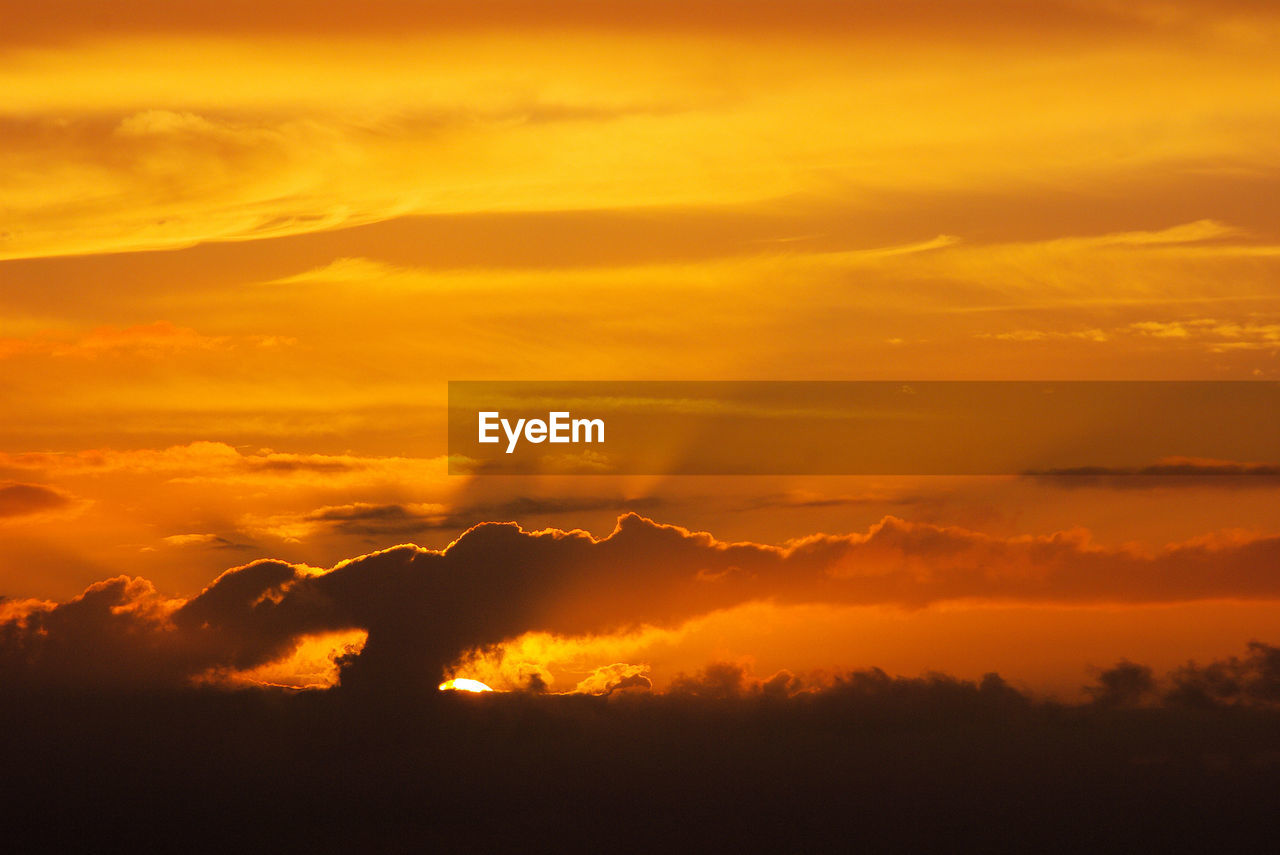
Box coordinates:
[1076,645,1280,710]
[301,503,437,537]
[7,513,1280,691]
[0,482,72,519]
[1165,642,1280,708]
[608,672,653,695]
[295,496,665,537]
[241,457,361,474]
[1086,660,1157,707]
[669,663,805,699]
[669,662,755,699]
[1027,458,1280,488]
[4,645,1280,850]
[0,577,191,687]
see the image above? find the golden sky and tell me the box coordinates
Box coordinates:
[2,0,1280,697]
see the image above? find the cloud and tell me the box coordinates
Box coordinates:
[1085,660,1157,707]
[0,92,755,260]
[7,513,1280,691]
[193,629,368,689]
[162,533,252,550]
[239,502,450,541]
[1068,219,1241,248]
[0,442,447,488]
[267,256,409,285]
[1165,642,1280,708]
[668,661,811,699]
[239,496,664,542]
[573,663,654,695]
[1076,643,1280,710]
[1028,457,1280,488]
[7,8,1280,264]
[0,321,289,359]
[981,317,1280,352]
[8,642,1280,851]
[0,576,188,687]
[0,482,76,521]
[669,661,756,699]
[442,623,689,693]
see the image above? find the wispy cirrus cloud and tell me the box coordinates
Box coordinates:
[980,317,1280,351]
[0,441,447,488]
[0,321,291,360]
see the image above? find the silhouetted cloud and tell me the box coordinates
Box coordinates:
[6,514,1280,692]
[669,662,804,699]
[0,576,188,687]
[1086,660,1157,707]
[242,496,665,539]
[1165,642,1280,708]
[6,654,1280,852]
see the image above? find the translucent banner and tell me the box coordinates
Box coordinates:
[447,381,1280,476]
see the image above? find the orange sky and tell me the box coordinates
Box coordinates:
[2,0,1279,697]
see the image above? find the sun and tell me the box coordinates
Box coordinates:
[437,678,494,693]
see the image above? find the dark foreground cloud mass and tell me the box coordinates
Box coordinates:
[5,655,1280,852]
[6,513,1280,691]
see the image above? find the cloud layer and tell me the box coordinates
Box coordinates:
[0,483,73,520]
[6,513,1280,691]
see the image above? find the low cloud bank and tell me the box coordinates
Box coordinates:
[5,513,1280,693]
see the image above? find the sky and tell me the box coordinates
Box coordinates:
[2,0,1280,699]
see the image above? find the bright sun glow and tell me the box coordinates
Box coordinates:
[437,678,494,693]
